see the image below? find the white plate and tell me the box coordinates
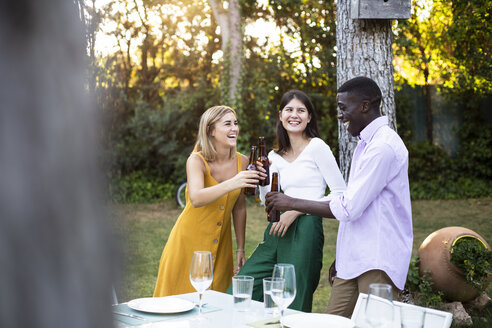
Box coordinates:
[127,297,195,314]
[281,313,355,328]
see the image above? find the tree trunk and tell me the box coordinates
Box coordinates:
[209,0,243,108]
[336,0,397,180]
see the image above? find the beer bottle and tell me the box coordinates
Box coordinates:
[267,172,280,222]
[257,136,270,186]
[243,145,257,196]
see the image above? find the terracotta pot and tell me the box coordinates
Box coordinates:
[418,226,491,302]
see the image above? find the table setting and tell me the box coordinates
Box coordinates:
[112,296,220,326]
[113,253,358,327]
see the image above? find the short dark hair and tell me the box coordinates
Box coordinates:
[338,76,382,110]
[275,89,321,154]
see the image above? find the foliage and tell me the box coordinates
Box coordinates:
[446,0,492,93]
[109,171,174,203]
[106,97,192,180]
[394,0,491,149]
[236,0,338,150]
[410,178,492,201]
[403,86,492,199]
[451,237,492,292]
[394,86,416,146]
[394,0,491,92]
[407,140,492,200]
[455,106,492,181]
[85,0,491,203]
[405,256,444,308]
[393,0,450,86]
[408,141,456,181]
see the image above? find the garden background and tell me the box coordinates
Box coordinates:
[80,0,492,326]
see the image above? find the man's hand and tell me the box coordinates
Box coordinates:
[328,260,336,286]
[266,191,334,219]
[265,191,295,216]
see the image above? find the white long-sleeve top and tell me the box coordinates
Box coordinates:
[259,137,346,204]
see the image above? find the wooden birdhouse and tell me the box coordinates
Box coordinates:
[351,0,411,19]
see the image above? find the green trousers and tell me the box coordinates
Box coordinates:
[227,214,324,312]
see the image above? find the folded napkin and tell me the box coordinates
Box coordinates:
[112,303,220,326]
[247,317,282,328]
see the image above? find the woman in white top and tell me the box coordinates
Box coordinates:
[227,90,346,312]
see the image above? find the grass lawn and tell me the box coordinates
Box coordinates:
[111,198,492,326]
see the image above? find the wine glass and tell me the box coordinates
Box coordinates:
[271,264,296,327]
[365,283,394,328]
[189,251,213,314]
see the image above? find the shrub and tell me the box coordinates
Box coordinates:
[405,256,444,308]
[456,122,492,180]
[408,141,457,182]
[450,236,492,292]
[407,141,492,200]
[410,177,492,200]
[107,99,193,181]
[109,171,174,203]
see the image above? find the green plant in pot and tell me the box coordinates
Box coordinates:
[418,227,491,302]
[450,235,492,293]
[405,256,444,308]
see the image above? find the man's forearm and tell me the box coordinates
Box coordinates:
[290,198,335,219]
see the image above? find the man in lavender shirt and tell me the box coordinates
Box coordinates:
[265,76,413,317]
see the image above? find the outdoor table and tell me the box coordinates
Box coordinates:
[112,290,301,327]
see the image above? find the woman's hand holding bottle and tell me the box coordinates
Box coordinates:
[255,160,269,181]
[228,169,261,190]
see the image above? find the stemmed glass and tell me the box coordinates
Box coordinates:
[365,283,394,328]
[189,251,213,314]
[270,264,296,327]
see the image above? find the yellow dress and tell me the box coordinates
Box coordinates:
[153,152,242,296]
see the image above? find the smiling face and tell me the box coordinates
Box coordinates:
[279,97,312,135]
[337,92,369,137]
[210,112,239,148]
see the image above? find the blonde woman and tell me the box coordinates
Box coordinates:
[154,106,262,296]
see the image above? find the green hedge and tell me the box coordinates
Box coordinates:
[407,138,492,200]
[109,171,175,203]
[410,177,492,200]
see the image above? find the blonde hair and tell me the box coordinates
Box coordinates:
[193,105,237,161]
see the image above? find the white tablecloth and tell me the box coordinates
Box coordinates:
[114,290,300,328]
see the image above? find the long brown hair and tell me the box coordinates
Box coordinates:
[193,105,237,161]
[274,90,321,154]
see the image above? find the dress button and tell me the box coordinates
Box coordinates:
[220,205,224,210]
[213,239,218,244]
[217,222,222,226]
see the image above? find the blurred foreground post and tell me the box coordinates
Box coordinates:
[0,1,117,327]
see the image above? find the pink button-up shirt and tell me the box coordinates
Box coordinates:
[329,116,413,290]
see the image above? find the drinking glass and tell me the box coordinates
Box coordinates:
[189,251,213,314]
[262,277,278,315]
[271,264,296,327]
[365,283,394,328]
[400,306,426,328]
[232,275,254,311]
